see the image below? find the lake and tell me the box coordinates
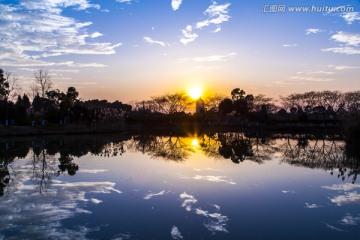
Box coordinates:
[0,133,359,239]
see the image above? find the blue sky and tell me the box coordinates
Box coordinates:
[0,0,359,102]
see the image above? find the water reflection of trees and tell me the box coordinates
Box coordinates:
[279,134,360,183]
[127,135,194,161]
[0,132,359,196]
[0,135,130,196]
[215,132,279,164]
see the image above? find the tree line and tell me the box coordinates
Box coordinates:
[0,68,131,126]
[1,68,359,129]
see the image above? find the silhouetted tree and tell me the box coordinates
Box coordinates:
[219,98,233,115]
[231,88,245,101]
[34,69,52,97]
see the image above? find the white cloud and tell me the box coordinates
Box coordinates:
[192,175,236,185]
[143,37,166,47]
[283,44,298,47]
[330,32,360,46]
[171,0,183,11]
[180,25,198,45]
[194,208,229,233]
[191,52,237,62]
[116,0,133,4]
[0,1,121,68]
[322,183,360,191]
[305,28,324,35]
[90,198,103,204]
[341,12,360,24]
[143,190,166,200]
[170,226,183,240]
[180,2,230,45]
[180,192,197,211]
[334,65,360,70]
[330,192,360,206]
[0,179,120,239]
[90,32,103,38]
[195,2,231,30]
[322,47,360,55]
[305,203,322,209]
[341,214,360,226]
[20,0,100,13]
[325,223,344,232]
[288,76,333,82]
[322,32,360,55]
[306,71,335,75]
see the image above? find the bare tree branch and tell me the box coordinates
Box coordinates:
[34,69,53,98]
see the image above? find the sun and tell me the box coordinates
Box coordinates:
[191,139,199,147]
[188,85,203,100]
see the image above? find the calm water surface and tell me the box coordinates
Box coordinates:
[0,133,359,239]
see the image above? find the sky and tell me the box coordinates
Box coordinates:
[0,0,360,102]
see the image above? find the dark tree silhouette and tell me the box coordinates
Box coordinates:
[219,98,233,115]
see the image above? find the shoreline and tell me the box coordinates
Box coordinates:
[0,123,344,138]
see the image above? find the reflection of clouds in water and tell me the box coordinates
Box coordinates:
[212,204,220,211]
[192,175,236,185]
[143,190,166,200]
[282,190,296,194]
[179,192,229,234]
[322,183,360,191]
[52,181,122,194]
[195,208,229,234]
[110,233,133,240]
[193,168,221,172]
[325,223,344,232]
[322,183,360,206]
[341,214,360,225]
[180,192,198,211]
[0,181,122,239]
[171,226,183,240]
[90,198,102,204]
[79,169,108,174]
[330,192,360,206]
[305,203,322,209]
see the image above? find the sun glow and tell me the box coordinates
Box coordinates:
[192,139,199,147]
[188,85,203,100]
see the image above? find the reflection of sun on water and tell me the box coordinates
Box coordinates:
[192,139,199,147]
[188,85,203,100]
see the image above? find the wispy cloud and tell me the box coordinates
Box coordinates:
[330,32,360,46]
[322,47,360,55]
[195,208,229,233]
[322,183,360,191]
[171,0,183,11]
[170,226,183,240]
[180,192,197,211]
[192,52,237,62]
[180,1,230,45]
[143,190,166,200]
[305,28,324,35]
[116,0,133,4]
[322,32,360,55]
[288,76,333,82]
[306,71,335,75]
[195,2,231,30]
[180,25,198,45]
[0,1,121,68]
[143,37,166,47]
[334,65,360,70]
[305,203,322,209]
[192,175,236,185]
[341,12,360,24]
[341,214,360,226]
[283,44,298,47]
